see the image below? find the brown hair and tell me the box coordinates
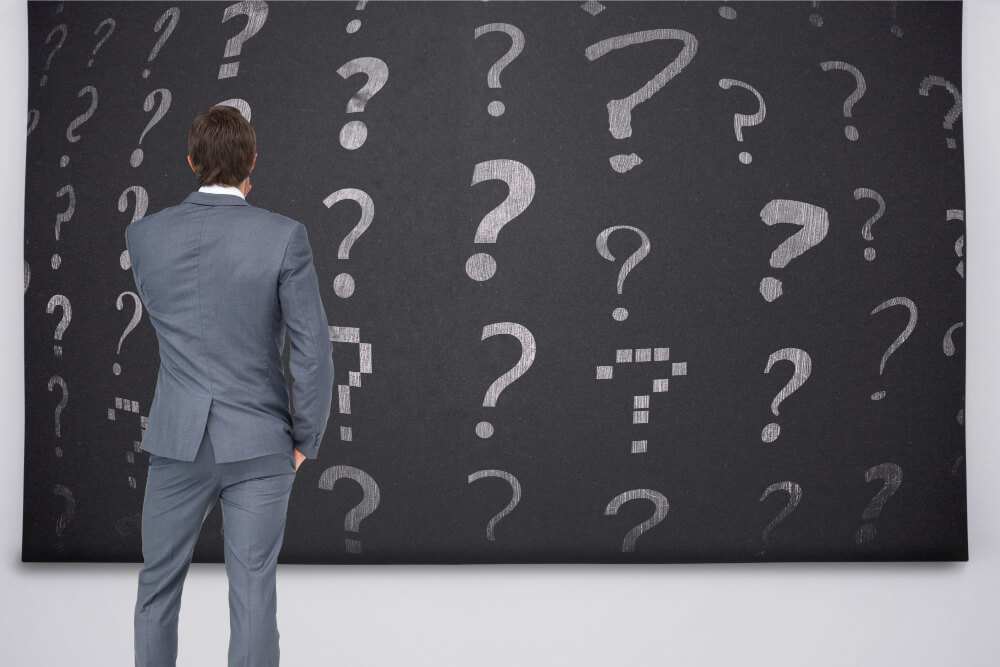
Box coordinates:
[187,105,256,187]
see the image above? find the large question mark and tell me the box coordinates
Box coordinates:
[717,78,766,164]
[853,187,885,261]
[53,184,74,269]
[761,347,812,443]
[61,85,99,168]
[322,188,374,298]
[918,76,962,149]
[466,159,536,281]
[604,489,669,553]
[115,292,143,376]
[869,296,918,400]
[142,7,180,78]
[47,294,72,358]
[317,465,380,554]
[467,469,521,541]
[130,88,172,167]
[476,322,536,439]
[946,208,964,277]
[473,23,525,117]
[758,199,829,302]
[218,1,268,79]
[819,60,866,141]
[336,56,389,150]
[119,186,150,271]
[585,29,698,173]
[39,23,67,86]
[756,481,803,555]
[86,18,115,67]
[595,225,651,322]
[47,375,68,440]
[216,97,252,121]
[855,462,902,544]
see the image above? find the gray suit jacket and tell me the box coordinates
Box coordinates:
[124,190,335,463]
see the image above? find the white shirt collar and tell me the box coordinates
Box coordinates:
[199,184,246,199]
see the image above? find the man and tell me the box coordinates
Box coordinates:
[128,105,335,666]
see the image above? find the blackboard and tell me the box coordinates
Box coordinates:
[23,0,967,563]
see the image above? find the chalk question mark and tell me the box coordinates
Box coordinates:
[757,481,803,554]
[47,374,68,439]
[761,347,812,443]
[217,1,269,79]
[918,76,962,149]
[717,78,766,164]
[337,57,389,150]
[476,322,536,439]
[322,188,374,298]
[53,184,74,269]
[758,199,829,302]
[39,23,67,86]
[318,465,380,555]
[346,0,367,34]
[473,23,525,117]
[604,489,670,553]
[115,292,143,376]
[585,29,698,173]
[943,321,963,357]
[869,296,917,401]
[53,484,76,537]
[47,294,72,359]
[855,462,902,545]
[819,60,866,141]
[467,469,521,541]
[466,159,536,281]
[130,88,172,167]
[595,225,651,322]
[86,18,115,68]
[61,85,99,168]
[946,209,964,277]
[119,186,150,271]
[853,187,885,261]
[142,7,180,78]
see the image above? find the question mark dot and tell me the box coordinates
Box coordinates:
[141,68,150,78]
[488,101,505,117]
[346,19,361,33]
[864,247,876,261]
[55,446,62,457]
[339,121,368,150]
[130,148,144,168]
[946,138,957,149]
[739,151,752,164]
[761,423,780,442]
[466,253,496,281]
[891,25,903,38]
[112,362,121,376]
[759,277,782,302]
[845,125,859,141]
[59,155,69,167]
[51,254,61,269]
[718,6,737,19]
[612,307,628,321]
[809,14,823,27]
[855,523,876,544]
[871,390,886,401]
[333,272,355,298]
[475,421,494,439]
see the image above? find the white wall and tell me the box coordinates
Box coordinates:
[3,1,997,665]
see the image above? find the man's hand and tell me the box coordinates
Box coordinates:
[293,447,306,471]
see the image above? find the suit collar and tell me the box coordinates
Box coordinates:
[182,191,250,206]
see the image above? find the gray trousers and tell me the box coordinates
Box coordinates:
[134,426,297,666]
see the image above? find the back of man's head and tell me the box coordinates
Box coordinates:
[188,105,256,187]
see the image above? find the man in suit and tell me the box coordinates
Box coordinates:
[128,105,335,666]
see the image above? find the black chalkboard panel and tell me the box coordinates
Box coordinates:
[22,0,967,563]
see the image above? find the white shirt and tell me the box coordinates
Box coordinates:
[199,183,245,199]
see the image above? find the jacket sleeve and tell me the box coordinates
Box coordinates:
[278,222,335,458]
